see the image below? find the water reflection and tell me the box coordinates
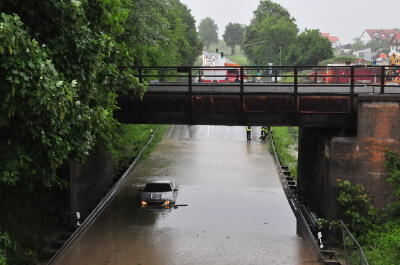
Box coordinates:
[54,126,321,265]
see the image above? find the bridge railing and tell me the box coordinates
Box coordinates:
[134,65,400,95]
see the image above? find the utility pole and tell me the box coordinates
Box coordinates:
[279,46,282,66]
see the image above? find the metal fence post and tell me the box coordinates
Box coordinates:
[350,66,355,94]
[350,66,355,114]
[138,67,143,83]
[188,67,193,94]
[240,66,244,113]
[188,67,193,123]
[380,66,385,94]
[294,66,298,113]
[314,70,318,84]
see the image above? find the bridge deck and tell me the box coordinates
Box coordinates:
[116,66,400,127]
[148,82,400,94]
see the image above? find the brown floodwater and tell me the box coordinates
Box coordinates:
[53,125,321,265]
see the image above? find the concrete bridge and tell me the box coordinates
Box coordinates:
[76,65,400,220]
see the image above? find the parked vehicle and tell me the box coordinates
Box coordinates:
[307,64,380,84]
[140,181,178,208]
[199,63,244,83]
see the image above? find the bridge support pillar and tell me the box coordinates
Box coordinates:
[69,147,114,221]
[299,95,400,218]
[298,127,342,218]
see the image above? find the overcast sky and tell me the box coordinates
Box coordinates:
[180,0,400,44]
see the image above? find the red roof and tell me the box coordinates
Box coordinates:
[393,33,400,41]
[321,33,339,43]
[391,33,400,45]
[364,29,400,40]
[328,36,339,43]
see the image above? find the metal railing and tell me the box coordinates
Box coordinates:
[47,128,160,264]
[133,65,400,95]
[269,132,327,262]
[340,220,369,265]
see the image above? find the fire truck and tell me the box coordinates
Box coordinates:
[199,62,243,83]
[321,65,379,84]
[310,62,379,84]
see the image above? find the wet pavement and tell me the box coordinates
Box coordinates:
[54,125,321,265]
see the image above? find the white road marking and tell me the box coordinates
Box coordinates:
[167,125,175,139]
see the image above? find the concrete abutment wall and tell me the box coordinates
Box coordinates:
[69,147,114,221]
[298,95,400,218]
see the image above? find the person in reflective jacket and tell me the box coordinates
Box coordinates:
[246,126,252,141]
[259,126,271,141]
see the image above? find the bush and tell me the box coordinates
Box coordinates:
[364,221,400,265]
[336,178,377,236]
[319,56,358,66]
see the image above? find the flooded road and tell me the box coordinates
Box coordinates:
[54,125,321,265]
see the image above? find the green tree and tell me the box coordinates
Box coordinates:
[366,39,391,53]
[121,0,201,66]
[198,17,218,49]
[243,0,297,65]
[243,14,298,65]
[0,0,202,262]
[352,38,391,53]
[252,0,293,23]
[352,38,365,51]
[223,23,244,55]
[0,13,93,187]
[285,29,333,65]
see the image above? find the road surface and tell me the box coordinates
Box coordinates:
[53,125,321,265]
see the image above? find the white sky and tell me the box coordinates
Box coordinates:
[180,0,400,44]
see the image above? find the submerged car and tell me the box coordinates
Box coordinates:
[140,181,177,208]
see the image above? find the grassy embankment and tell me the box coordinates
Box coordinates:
[271,127,298,177]
[111,124,167,172]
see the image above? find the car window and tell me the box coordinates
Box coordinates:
[144,183,172,192]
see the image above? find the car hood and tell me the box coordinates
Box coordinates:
[141,191,174,201]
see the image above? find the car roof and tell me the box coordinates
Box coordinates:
[146,180,173,184]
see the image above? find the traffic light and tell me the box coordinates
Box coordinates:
[216,48,219,53]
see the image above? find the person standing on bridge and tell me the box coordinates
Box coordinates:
[246,126,252,141]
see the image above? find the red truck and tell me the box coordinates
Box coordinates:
[199,63,243,83]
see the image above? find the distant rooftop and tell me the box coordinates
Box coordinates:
[363,29,400,40]
[321,33,340,43]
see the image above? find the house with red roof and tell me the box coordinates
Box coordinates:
[390,33,400,55]
[360,29,400,44]
[321,33,340,48]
